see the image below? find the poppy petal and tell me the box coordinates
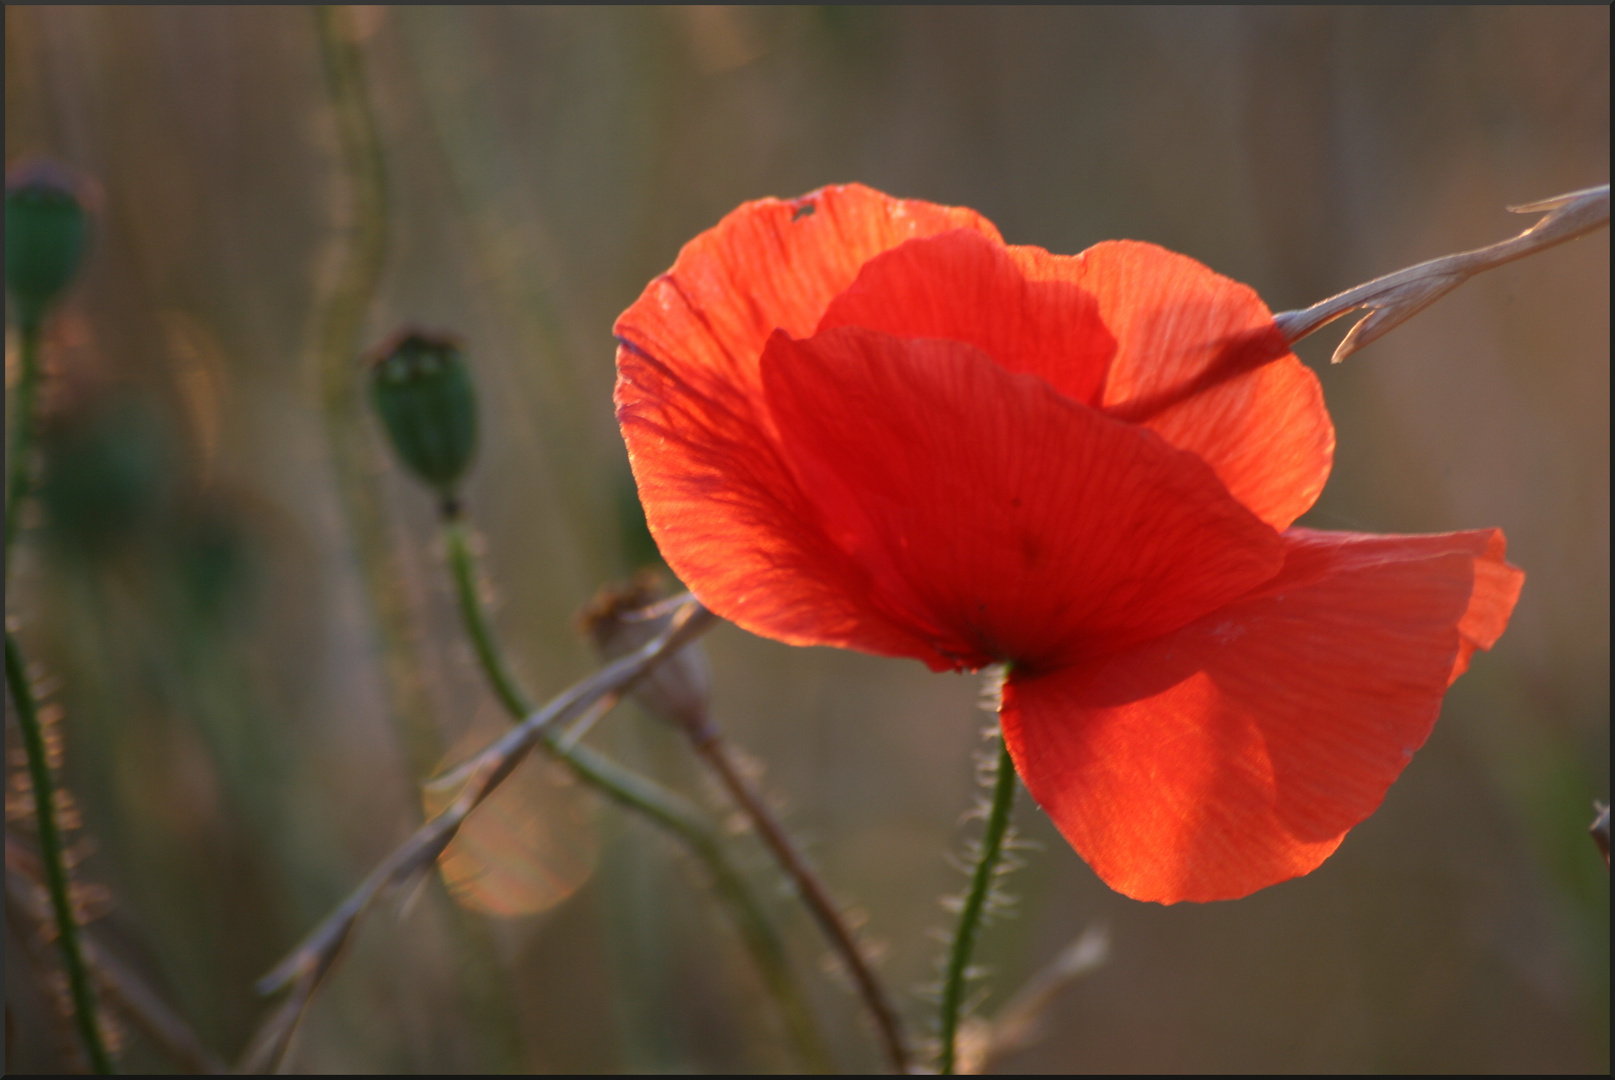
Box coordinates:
[816,229,1116,405]
[1000,527,1523,903]
[761,326,1286,670]
[614,184,1000,403]
[1038,241,1335,531]
[615,186,1004,665]
[616,335,948,665]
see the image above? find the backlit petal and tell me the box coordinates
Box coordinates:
[614,184,999,404]
[615,186,1002,663]
[1027,241,1335,530]
[762,327,1285,670]
[1000,528,1523,903]
[816,229,1116,405]
[616,336,946,665]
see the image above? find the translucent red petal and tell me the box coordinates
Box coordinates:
[616,331,944,664]
[999,528,1523,903]
[815,229,1116,406]
[761,327,1284,668]
[616,186,1005,659]
[1020,241,1336,530]
[816,233,1335,530]
[615,184,999,405]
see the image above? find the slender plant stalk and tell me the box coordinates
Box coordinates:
[938,738,1018,1075]
[973,924,1109,1072]
[442,513,528,721]
[6,838,227,1074]
[6,631,115,1073]
[1274,183,1609,363]
[688,729,910,1074]
[585,582,912,1071]
[440,513,833,1072]
[312,5,447,774]
[309,13,533,1072]
[249,599,717,1071]
[5,321,43,585]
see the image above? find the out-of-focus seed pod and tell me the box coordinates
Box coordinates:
[38,400,169,559]
[5,161,91,331]
[579,573,712,739]
[367,329,478,500]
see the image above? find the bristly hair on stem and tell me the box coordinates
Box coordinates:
[690,730,910,1074]
[6,835,225,1073]
[935,686,1022,1076]
[6,631,117,1073]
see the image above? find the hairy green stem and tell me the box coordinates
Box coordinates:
[7,631,115,1073]
[443,514,527,721]
[938,738,1018,1075]
[441,513,832,1072]
[6,322,43,585]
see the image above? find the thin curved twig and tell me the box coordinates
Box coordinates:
[1273,183,1609,363]
[584,581,910,1072]
[440,515,833,1072]
[241,599,717,1073]
[960,924,1109,1074]
[691,731,909,1073]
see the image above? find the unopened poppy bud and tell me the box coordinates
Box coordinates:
[579,573,712,739]
[5,161,91,330]
[368,330,478,500]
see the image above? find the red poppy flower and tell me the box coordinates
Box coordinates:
[614,184,1523,904]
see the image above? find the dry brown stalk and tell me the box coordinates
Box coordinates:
[1273,183,1609,363]
[582,580,911,1073]
[692,733,910,1073]
[954,924,1110,1074]
[240,598,717,1073]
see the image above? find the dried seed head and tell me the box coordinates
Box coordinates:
[578,572,712,737]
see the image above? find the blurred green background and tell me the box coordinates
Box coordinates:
[5,6,1607,1073]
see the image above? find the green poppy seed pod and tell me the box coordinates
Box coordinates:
[368,329,478,499]
[5,160,91,331]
